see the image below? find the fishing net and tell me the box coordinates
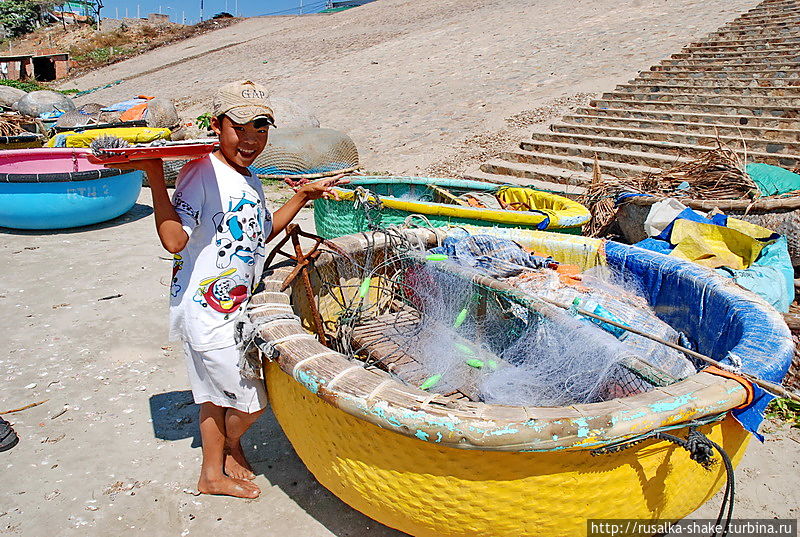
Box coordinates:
[310,226,697,407]
[249,127,359,179]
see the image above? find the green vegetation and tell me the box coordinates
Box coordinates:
[195,112,212,130]
[71,46,133,64]
[0,79,80,95]
[0,79,46,93]
[765,397,800,428]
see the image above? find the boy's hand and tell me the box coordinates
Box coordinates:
[296,174,350,201]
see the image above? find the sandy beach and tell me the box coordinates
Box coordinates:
[2,0,799,535]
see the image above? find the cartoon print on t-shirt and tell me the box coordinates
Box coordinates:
[213,193,268,269]
[174,191,200,227]
[193,268,249,318]
[170,254,183,297]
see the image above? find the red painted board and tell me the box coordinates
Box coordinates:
[86,142,218,164]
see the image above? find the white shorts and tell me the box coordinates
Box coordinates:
[183,342,268,413]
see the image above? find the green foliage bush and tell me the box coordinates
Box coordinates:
[0,79,80,95]
[0,0,41,38]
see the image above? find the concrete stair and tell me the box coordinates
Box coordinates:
[572,106,800,129]
[511,141,692,169]
[614,83,800,96]
[624,77,800,88]
[637,70,799,80]
[588,98,800,118]
[481,151,663,180]
[684,43,800,53]
[546,124,800,159]
[670,49,800,60]
[560,113,800,141]
[600,91,800,107]
[660,56,800,66]
[465,0,800,191]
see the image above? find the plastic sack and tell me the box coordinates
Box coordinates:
[46,127,171,148]
[643,198,690,237]
[746,162,800,196]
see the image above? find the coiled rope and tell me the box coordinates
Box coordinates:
[592,425,735,537]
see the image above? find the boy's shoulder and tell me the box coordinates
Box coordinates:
[175,155,214,186]
[181,154,213,175]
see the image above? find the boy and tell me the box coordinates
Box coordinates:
[116,80,345,498]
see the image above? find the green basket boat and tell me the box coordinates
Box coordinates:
[313,176,591,239]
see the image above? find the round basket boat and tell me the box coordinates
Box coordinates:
[0,148,143,230]
[616,194,800,266]
[252,227,793,537]
[0,133,45,150]
[313,176,591,238]
[249,127,359,179]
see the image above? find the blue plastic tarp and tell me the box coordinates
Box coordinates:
[605,242,794,439]
[634,208,794,313]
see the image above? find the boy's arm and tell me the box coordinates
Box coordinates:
[268,175,348,241]
[107,160,189,253]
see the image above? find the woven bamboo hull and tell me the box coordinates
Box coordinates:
[268,362,750,537]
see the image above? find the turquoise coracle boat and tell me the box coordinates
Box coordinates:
[0,148,143,230]
[313,176,591,239]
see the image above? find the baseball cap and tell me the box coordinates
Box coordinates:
[212,80,275,126]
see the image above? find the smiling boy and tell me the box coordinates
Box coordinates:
[118,80,344,498]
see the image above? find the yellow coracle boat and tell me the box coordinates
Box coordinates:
[250,226,793,537]
[313,176,591,238]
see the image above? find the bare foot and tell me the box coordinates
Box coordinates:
[197,475,260,498]
[225,441,256,480]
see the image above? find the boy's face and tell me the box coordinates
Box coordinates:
[211,115,269,172]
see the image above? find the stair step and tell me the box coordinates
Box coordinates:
[661,56,800,66]
[589,98,800,118]
[628,76,800,88]
[690,36,800,48]
[733,9,800,22]
[461,168,588,195]
[706,28,800,40]
[722,19,800,31]
[534,130,800,167]
[671,48,800,60]
[511,141,690,170]
[627,77,800,88]
[548,121,800,156]
[601,91,800,106]
[637,69,800,80]
[482,152,662,180]
[572,107,800,129]
[728,10,800,20]
[650,62,800,72]
[684,42,800,53]
[615,83,800,96]
[560,113,800,141]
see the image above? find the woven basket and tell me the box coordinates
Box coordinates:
[249,127,358,179]
[784,306,800,392]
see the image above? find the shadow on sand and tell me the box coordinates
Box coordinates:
[148,390,408,537]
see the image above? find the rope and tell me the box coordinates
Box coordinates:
[234,312,300,380]
[592,425,735,537]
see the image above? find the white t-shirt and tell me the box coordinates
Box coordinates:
[169,154,272,351]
